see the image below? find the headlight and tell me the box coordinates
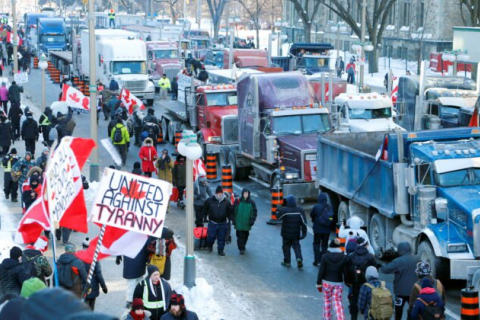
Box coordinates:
[447,243,468,253]
[208,136,221,143]
[285,172,299,180]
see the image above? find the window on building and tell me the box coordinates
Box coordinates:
[388,4,396,25]
[328,1,333,21]
[419,1,425,27]
[402,1,411,27]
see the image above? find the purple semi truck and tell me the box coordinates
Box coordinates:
[219,72,331,200]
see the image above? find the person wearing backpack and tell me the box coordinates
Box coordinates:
[358,266,393,320]
[410,278,445,320]
[408,262,446,317]
[310,193,333,266]
[2,148,19,202]
[345,237,377,320]
[22,238,52,284]
[380,242,419,320]
[316,238,347,320]
[111,117,130,167]
[57,244,87,298]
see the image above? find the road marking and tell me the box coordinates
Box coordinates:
[445,308,460,320]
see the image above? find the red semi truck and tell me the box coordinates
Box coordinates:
[146,41,182,88]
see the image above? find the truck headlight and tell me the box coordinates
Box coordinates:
[447,243,468,253]
[208,136,221,143]
[285,172,299,180]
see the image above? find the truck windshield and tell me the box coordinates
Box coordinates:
[349,107,392,120]
[300,57,329,68]
[154,50,178,59]
[206,92,237,106]
[272,114,331,135]
[112,61,147,75]
[39,35,65,43]
[441,106,460,116]
[192,40,209,48]
[436,168,480,187]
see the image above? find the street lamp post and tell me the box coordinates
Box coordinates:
[88,0,99,182]
[38,54,48,112]
[178,130,202,288]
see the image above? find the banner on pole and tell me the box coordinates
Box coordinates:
[91,169,172,238]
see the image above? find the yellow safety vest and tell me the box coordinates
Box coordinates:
[108,12,115,20]
[141,280,165,310]
[158,78,171,90]
[2,158,12,173]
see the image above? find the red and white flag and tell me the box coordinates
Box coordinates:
[61,83,90,111]
[193,158,206,181]
[6,31,22,46]
[120,88,145,114]
[75,225,149,264]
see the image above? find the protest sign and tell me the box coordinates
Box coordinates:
[14,72,28,84]
[91,169,172,238]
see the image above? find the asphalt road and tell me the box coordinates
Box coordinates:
[6,65,464,319]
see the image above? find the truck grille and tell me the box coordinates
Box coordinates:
[124,80,147,92]
[475,218,480,257]
[222,116,238,144]
[164,68,180,81]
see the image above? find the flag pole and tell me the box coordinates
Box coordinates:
[82,224,107,301]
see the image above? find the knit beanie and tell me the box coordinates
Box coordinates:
[170,293,185,309]
[65,243,76,253]
[10,246,22,260]
[147,264,159,277]
[421,277,433,289]
[329,238,341,248]
[20,278,47,298]
[10,148,17,155]
[365,266,379,280]
[133,161,141,169]
[415,262,431,277]
[132,298,144,311]
[148,108,154,114]
[215,185,223,194]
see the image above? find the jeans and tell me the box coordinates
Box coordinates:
[109,19,115,28]
[207,221,228,251]
[347,73,355,84]
[348,285,361,320]
[55,227,72,244]
[115,144,127,166]
[313,233,330,264]
[25,138,36,155]
[282,237,302,263]
[1,100,8,114]
[236,230,250,251]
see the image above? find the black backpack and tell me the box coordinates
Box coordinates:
[57,260,78,288]
[22,255,38,279]
[349,254,369,285]
[317,205,333,227]
[418,298,445,320]
[113,126,123,143]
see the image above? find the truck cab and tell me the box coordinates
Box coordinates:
[334,93,404,132]
[146,41,181,85]
[183,30,212,59]
[37,17,67,55]
[223,49,269,69]
[289,43,334,74]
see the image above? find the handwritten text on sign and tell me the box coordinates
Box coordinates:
[91,169,172,237]
[46,138,78,223]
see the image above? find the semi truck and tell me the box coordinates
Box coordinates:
[36,17,67,55]
[271,43,334,74]
[76,29,155,105]
[221,72,331,200]
[315,128,480,286]
[146,41,182,87]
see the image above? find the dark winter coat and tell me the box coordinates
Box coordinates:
[204,194,233,224]
[160,310,200,320]
[310,193,332,234]
[172,161,186,187]
[0,120,12,146]
[408,276,446,316]
[133,278,172,320]
[8,83,23,102]
[171,79,178,92]
[56,113,76,138]
[143,114,159,126]
[410,287,445,320]
[0,258,28,295]
[380,242,419,296]
[123,237,155,279]
[109,79,119,91]
[84,262,107,299]
[197,70,208,82]
[57,252,87,298]
[193,178,212,206]
[21,116,39,140]
[276,195,307,240]
[108,97,121,116]
[317,248,347,285]
[345,246,377,286]
[233,188,257,231]
[22,248,52,283]
[8,104,23,124]
[38,108,53,140]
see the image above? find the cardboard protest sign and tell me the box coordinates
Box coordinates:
[91,169,172,238]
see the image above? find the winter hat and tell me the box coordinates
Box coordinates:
[131,298,144,311]
[10,148,17,155]
[29,175,40,187]
[133,161,141,169]
[366,266,379,280]
[215,185,223,194]
[147,264,159,277]
[198,175,207,182]
[329,238,341,248]
[65,243,76,253]
[421,277,434,289]
[20,278,47,298]
[170,293,186,309]
[144,137,153,144]
[148,108,155,114]
[10,246,22,260]
[415,262,432,277]
[25,151,32,158]
[0,297,27,319]
[356,237,368,247]
[42,147,49,153]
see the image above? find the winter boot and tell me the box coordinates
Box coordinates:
[218,250,225,256]
[297,259,303,269]
[281,261,291,267]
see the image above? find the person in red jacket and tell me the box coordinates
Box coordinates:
[138,137,157,177]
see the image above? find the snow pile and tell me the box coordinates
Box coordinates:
[84,181,100,205]
[0,202,20,264]
[174,278,223,319]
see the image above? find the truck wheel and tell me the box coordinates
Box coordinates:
[418,241,448,281]
[270,174,280,188]
[219,146,230,167]
[146,99,154,106]
[337,201,350,223]
[369,214,386,258]
[161,118,169,142]
[168,121,175,144]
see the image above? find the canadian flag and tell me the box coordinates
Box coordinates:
[76,225,149,264]
[6,31,22,46]
[61,83,90,111]
[193,158,206,181]
[390,76,399,105]
[120,88,145,114]
[15,137,96,244]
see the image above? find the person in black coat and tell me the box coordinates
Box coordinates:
[38,106,53,147]
[8,102,23,140]
[109,79,119,92]
[171,77,178,100]
[197,68,208,82]
[83,262,108,311]
[310,193,333,266]
[0,246,28,295]
[8,81,23,109]
[134,265,172,320]
[0,114,13,157]
[21,112,38,156]
[2,148,19,202]
[160,293,199,320]
[276,195,307,268]
[204,186,233,256]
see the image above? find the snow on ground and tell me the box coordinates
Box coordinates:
[0,201,19,264]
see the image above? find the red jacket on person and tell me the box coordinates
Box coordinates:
[138,142,157,174]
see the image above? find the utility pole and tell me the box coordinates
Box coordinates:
[88,0,99,182]
[359,0,366,87]
[12,0,17,74]
[197,0,201,29]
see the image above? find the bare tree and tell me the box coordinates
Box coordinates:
[460,0,480,26]
[237,0,268,48]
[288,0,322,42]
[410,0,435,75]
[321,0,396,73]
[206,0,228,39]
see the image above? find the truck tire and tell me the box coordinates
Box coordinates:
[219,146,230,167]
[168,121,176,144]
[369,214,386,258]
[270,174,280,188]
[228,152,249,180]
[337,201,350,223]
[418,241,448,281]
[161,118,169,142]
[146,99,154,106]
